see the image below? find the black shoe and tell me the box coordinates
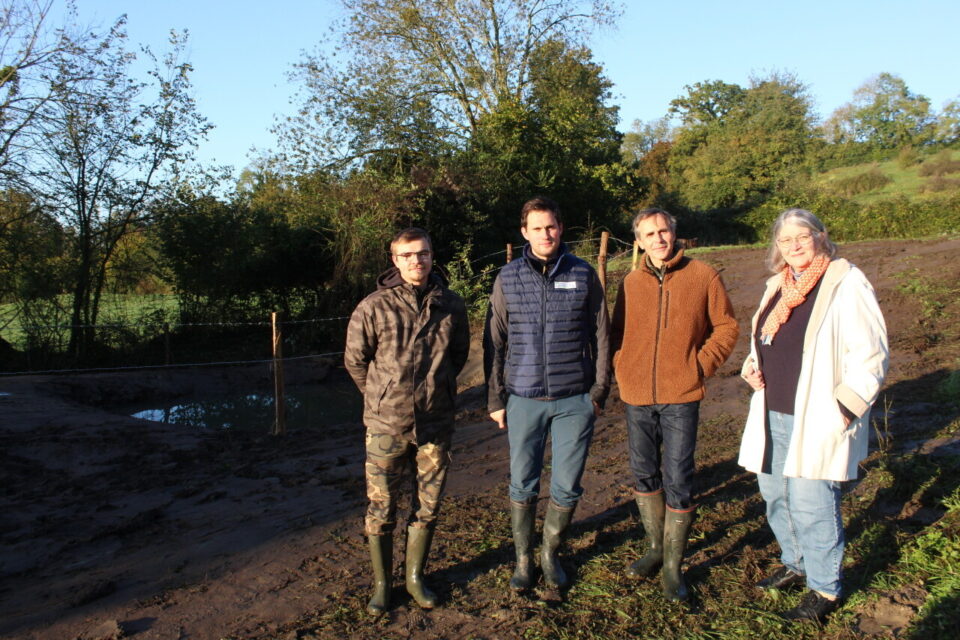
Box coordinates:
[757,566,805,591]
[781,590,840,622]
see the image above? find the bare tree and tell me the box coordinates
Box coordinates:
[21,18,210,358]
[0,0,94,183]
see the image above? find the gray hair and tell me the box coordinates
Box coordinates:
[766,208,838,272]
[632,207,677,237]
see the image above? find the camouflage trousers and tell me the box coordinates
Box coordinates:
[365,431,452,536]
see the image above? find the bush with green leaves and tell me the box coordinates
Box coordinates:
[444,242,496,322]
[828,167,893,197]
[918,150,960,177]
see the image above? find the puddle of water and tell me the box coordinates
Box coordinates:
[130,384,362,430]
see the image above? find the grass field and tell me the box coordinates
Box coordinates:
[816,149,960,204]
[0,293,179,351]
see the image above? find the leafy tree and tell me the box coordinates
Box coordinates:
[0,189,69,353]
[824,73,936,149]
[634,140,673,208]
[271,0,635,284]
[467,38,634,237]
[163,166,415,319]
[21,19,210,358]
[621,116,671,164]
[934,97,960,147]
[669,80,746,127]
[667,73,815,212]
[277,0,619,172]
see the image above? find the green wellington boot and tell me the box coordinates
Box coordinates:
[661,509,695,602]
[510,500,537,591]
[405,525,438,608]
[541,502,575,589]
[626,491,666,578]
[367,534,393,615]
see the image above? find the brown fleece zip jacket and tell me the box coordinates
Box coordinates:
[610,248,738,405]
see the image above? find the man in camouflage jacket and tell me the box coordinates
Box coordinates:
[344,227,470,615]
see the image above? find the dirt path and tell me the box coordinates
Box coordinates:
[1,237,958,640]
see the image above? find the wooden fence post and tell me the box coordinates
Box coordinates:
[598,231,609,290]
[631,239,639,271]
[163,322,171,366]
[506,243,513,263]
[271,312,286,436]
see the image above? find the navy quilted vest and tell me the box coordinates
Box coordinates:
[501,245,595,399]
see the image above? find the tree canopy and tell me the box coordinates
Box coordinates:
[277,0,620,172]
[825,73,936,149]
[666,73,815,212]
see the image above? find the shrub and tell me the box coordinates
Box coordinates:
[828,167,893,197]
[444,242,495,322]
[738,188,960,242]
[898,145,920,169]
[921,175,960,193]
[918,150,960,177]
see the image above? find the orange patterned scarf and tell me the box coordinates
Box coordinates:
[759,253,830,344]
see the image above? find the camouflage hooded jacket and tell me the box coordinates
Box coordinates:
[344,268,470,442]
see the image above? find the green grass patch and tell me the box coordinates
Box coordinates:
[0,293,180,351]
[815,150,960,205]
[894,267,958,319]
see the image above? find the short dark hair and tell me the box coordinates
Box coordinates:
[391,227,432,253]
[520,195,561,228]
[632,207,677,236]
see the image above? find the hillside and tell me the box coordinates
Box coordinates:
[815,149,960,203]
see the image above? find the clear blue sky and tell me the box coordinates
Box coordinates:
[76,0,959,173]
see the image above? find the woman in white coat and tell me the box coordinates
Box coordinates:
[740,208,888,622]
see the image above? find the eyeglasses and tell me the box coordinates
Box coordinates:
[395,250,432,261]
[776,233,815,247]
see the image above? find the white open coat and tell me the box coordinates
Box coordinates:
[738,258,889,481]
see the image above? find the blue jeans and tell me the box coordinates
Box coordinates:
[625,402,699,511]
[506,393,596,508]
[757,410,844,597]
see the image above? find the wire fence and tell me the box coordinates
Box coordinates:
[0,235,639,377]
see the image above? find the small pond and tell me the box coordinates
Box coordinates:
[130,383,362,431]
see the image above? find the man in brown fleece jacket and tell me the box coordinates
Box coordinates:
[610,208,738,602]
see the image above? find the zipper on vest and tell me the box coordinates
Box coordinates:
[542,271,549,396]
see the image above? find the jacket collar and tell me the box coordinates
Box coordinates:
[643,246,685,275]
[522,242,568,278]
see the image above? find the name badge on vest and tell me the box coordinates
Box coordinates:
[554,281,577,290]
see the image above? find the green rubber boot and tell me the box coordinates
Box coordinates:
[662,509,695,602]
[405,525,438,608]
[510,501,537,591]
[626,491,665,578]
[367,534,392,615]
[541,502,575,589]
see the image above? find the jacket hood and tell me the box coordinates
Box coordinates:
[376,266,405,290]
[375,267,447,291]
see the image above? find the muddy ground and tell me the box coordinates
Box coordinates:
[1,237,958,640]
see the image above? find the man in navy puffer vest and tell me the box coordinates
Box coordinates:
[484,196,611,595]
